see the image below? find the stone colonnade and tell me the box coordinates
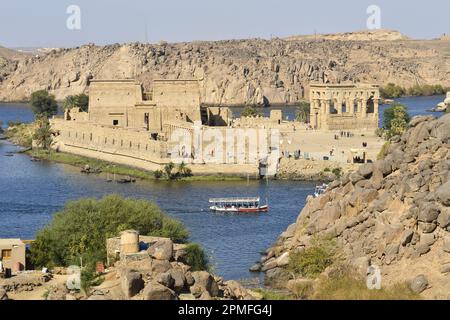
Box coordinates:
[309,84,380,131]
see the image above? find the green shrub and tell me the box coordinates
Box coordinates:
[253,288,292,300]
[30,195,189,268]
[380,83,405,99]
[184,243,209,271]
[383,103,410,138]
[291,281,314,299]
[153,170,163,179]
[313,275,420,300]
[332,167,342,179]
[241,106,262,118]
[407,84,447,97]
[377,141,391,160]
[287,238,336,278]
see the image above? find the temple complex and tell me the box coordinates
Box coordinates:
[51,79,278,176]
[309,83,380,130]
[49,79,384,177]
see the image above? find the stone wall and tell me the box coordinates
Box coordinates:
[51,118,260,175]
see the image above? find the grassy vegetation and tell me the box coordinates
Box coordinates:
[286,238,336,278]
[380,83,449,99]
[252,288,293,300]
[282,239,420,300]
[332,167,342,179]
[26,150,244,182]
[313,275,420,300]
[7,122,245,182]
[4,122,36,147]
[377,141,391,160]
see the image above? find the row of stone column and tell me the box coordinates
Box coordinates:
[311,98,379,117]
[310,98,379,130]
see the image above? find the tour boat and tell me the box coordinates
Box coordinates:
[209,197,268,213]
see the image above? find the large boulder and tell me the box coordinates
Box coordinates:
[151,259,172,274]
[358,163,374,178]
[143,282,176,300]
[443,237,450,253]
[436,181,450,206]
[147,239,174,261]
[156,272,174,288]
[191,271,220,297]
[169,268,186,293]
[223,280,249,300]
[121,269,144,299]
[409,275,428,293]
[437,209,450,228]
[264,267,292,288]
[417,203,440,223]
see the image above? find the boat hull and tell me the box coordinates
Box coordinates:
[209,205,268,213]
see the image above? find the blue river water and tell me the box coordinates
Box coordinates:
[0,95,445,280]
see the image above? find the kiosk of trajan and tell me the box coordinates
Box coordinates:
[309,83,380,130]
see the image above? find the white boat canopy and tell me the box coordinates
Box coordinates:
[209,197,260,203]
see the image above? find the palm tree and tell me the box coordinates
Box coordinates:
[164,162,175,179]
[32,119,53,150]
[177,161,193,177]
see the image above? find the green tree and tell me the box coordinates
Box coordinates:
[30,195,189,268]
[32,119,53,150]
[63,94,89,112]
[383,103,410,136]
[241,106,262,118]
[30,90,58,118]
[380,83,405,99]
[296,102,310,123]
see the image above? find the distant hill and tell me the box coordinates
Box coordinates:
[285,29,409,42]
[0,30,449,103]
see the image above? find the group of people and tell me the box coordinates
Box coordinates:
[282,149,303,159]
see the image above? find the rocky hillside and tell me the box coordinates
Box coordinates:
[260,114,450,299]
[285,29,409,41]
[0,31,449,104]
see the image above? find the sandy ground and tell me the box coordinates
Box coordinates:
[280,128,385,163]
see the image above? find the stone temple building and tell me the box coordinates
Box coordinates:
[309,83,380,131]
[51,79,279,176]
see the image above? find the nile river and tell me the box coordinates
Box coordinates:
[0,95,444,281]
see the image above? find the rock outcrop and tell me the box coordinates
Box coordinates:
[93,237,253,300]
[0,31,449,104]
[260,114,450,299]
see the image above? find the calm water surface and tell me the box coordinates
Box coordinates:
[0,95,444,280]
